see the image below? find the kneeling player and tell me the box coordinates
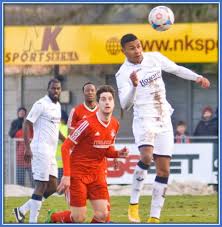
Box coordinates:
[46,85,128,223]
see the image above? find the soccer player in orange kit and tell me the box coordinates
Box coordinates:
[67,82,98,133]
[48,85,128,223]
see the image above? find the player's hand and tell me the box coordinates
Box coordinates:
[57,176,70,194]
[24,147,32,163]
[117,147,129,158]
[130,71,139,87]
[113,158,119,170]
[196,77,210,89]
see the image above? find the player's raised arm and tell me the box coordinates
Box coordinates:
[116,71,137,110]
[155,52,210,88]
[195,76,210,88]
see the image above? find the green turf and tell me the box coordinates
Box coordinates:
[4,195,218,224]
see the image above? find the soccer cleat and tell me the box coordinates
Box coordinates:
[45,208,57,223]
[13,207,25,223]
[128,204,140,223]
[147,217,160,223]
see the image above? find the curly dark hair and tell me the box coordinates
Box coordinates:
[96,85,115,102]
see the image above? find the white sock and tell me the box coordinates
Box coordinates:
[130,164,148,204]
[19,197,45,216]
[150,181,167,219]
[29,199,42,223]
[19,199,32,215]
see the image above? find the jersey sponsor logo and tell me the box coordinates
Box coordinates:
[94,140,112,145]
[93,140,113,149]
[139,71,161,87]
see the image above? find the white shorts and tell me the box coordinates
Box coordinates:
[132,116,174,157]
[31,148,58,181]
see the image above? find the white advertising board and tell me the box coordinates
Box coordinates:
[107,143,217,184]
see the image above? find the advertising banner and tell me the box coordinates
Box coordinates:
[107,143,217,184]
[5,23,217,65]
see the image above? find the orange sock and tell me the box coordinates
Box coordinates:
[51,210,73,223]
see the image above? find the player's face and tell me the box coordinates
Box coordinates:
[48,82,61,103]
[83,84,96,103]
[122,39,143,64]
[99,92,114,115]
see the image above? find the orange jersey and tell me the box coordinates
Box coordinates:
[62,112,119,176]
[67,103,98,130]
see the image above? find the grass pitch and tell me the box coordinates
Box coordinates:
[4,195,218,224]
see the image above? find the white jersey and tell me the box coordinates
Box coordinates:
[115,52,202,120]
[26,95,61,153]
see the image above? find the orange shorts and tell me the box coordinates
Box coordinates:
[69,173,109,207]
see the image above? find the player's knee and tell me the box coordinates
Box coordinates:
[94,209,109,223]
[72,213,86,223]
[34,181,48,195]
[43,190,55,199]
[140,153,152,165]
[138,147,153,165]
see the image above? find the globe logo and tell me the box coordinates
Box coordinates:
[106,37,121,55]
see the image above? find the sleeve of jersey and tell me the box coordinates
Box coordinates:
[156,52,202,81]
[104,122,120,158]
[62,120,89,176]
[115,71,137,110]
[26,101,44,124]
[105,146,119,158]
[61,138,74,176]
[67,108,76,130]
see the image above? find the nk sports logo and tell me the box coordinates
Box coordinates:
[5,26,79,64]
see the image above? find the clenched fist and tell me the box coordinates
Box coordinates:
[196,77,210,89]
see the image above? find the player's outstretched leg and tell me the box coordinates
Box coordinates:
[128,160,149,222]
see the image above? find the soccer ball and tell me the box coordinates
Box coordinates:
[148,6,174,31]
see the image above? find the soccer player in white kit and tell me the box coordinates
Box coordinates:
[115,34,210,223]
[13,78,65,223]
